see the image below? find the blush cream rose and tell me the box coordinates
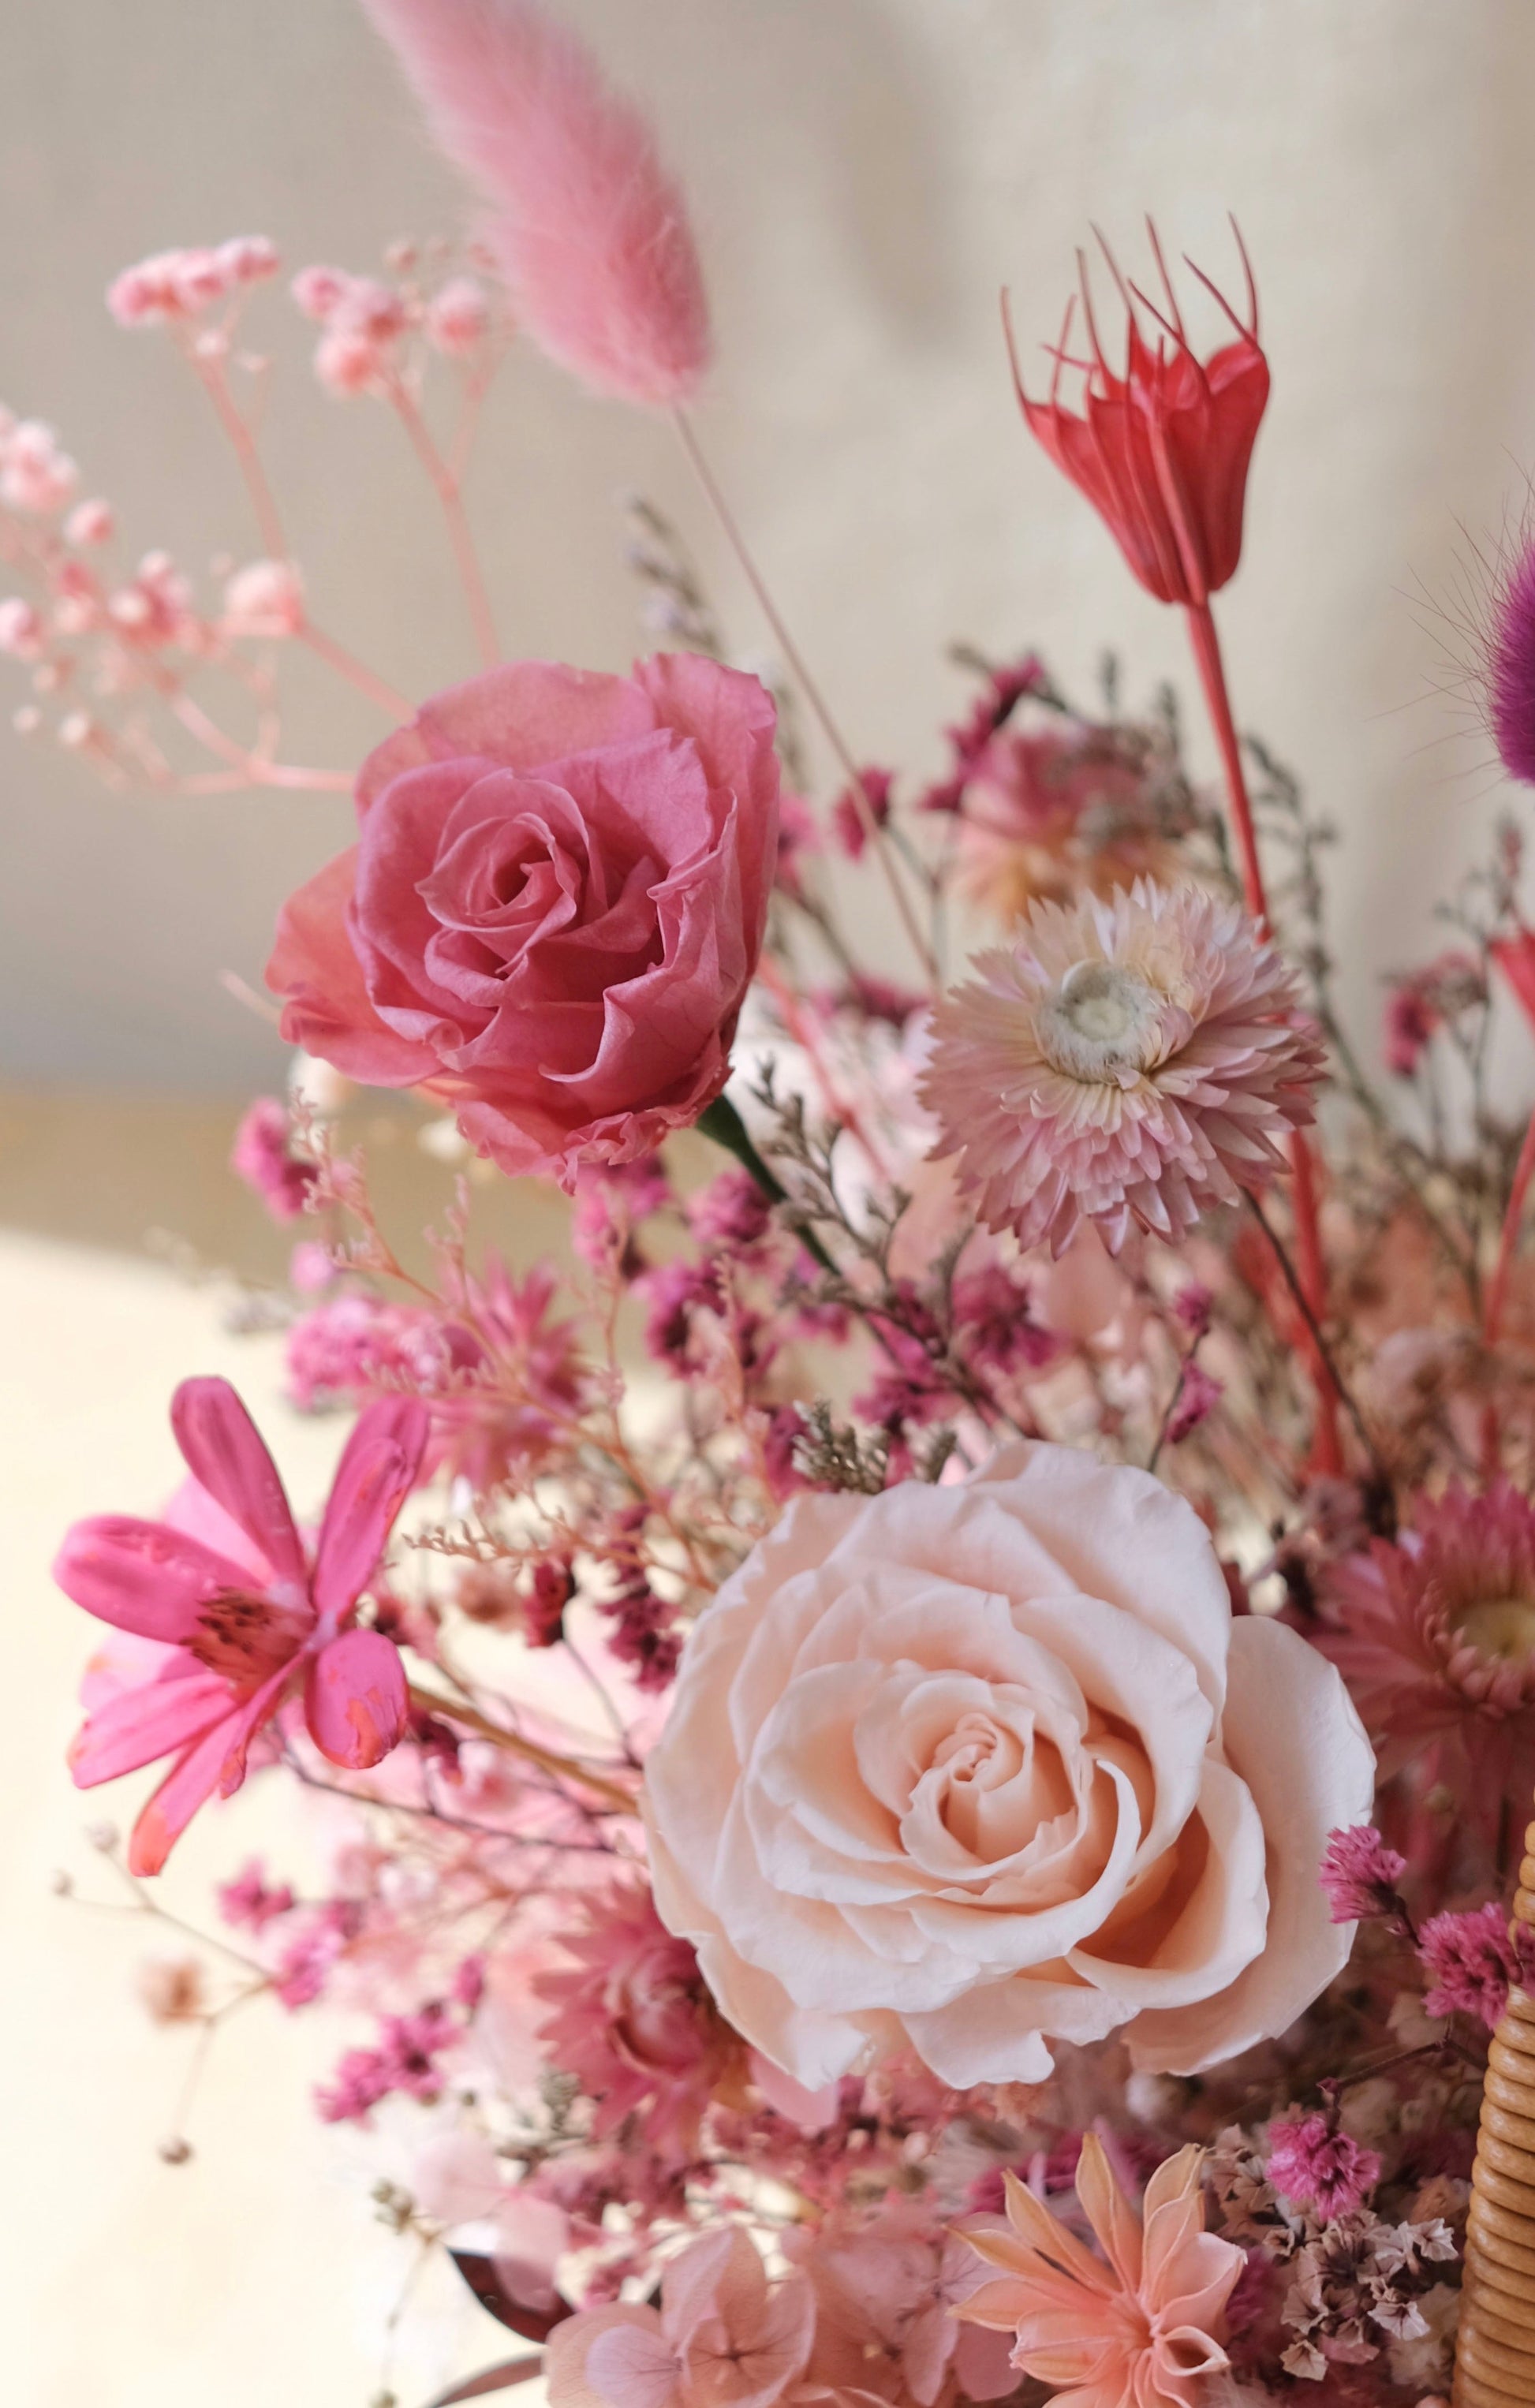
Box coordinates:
[644,1444,1374,2089]
[267,653,779,1184]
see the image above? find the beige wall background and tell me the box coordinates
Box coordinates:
[9,3,1535,2403]
[4,0,1535,1092]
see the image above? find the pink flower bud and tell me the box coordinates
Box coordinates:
[425,275,490,356]
[65,498,114,547]
[0,420,79,514]
[333,277,406,340]
[222,558,305,640]
[314,329,383,397]
[0,599,46,659]
[169,247,230,313]
[291,264,350,321]
[215,235,280,286]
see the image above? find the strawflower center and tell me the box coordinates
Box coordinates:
[1453,1596,1535,1664]
[1037,958,1162,1083]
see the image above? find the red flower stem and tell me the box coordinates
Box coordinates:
[1485,1096,1535,1348]
[1184,598,1342,1473]
[671,405,940,991]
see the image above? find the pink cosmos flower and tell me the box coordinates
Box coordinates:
[921,882,1322,1256]
[1318,1480,1535,1831]
[267,655,780,1185]
[532,1881,738,2160]
[957,2135,1245,2408]
[545,2226,813,2408]
[55,1378,428,1873]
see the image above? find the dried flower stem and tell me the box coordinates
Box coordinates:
[1484,1096,1535,1347]
[1186,597,1341,1469]
[299,621,413,720]
[671,405,939,988]
[404,1682,636,1813]
[385,374,499,668]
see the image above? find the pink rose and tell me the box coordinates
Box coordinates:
[267,655,779,1182]
[644,1443,1374,2090]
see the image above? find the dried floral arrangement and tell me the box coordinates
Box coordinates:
[14,4,1535,2405]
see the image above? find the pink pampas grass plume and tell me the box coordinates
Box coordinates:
[359,0,711,405]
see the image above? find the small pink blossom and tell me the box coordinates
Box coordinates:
[314,327,386,396]
[231,1096,318,1222]
[1,419,79,514]
[1266,2114,1381,2220]
[215,235,280,286]
[1167,1357,1222,1445]
[65,498,114,547]
[1318,1826,1409,1927]
[316,2001,455,2122]
[217,1857,297,1934]
[1417,1901,1535,2029]
[0,599,46,659]
[56,1379,427,1872]
[222,558,305,641]
[425,274,490,354]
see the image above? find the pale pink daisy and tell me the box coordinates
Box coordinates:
[957,2134,1244,2408]
[920,881,1323,1256]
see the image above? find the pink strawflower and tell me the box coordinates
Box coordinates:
[532,1881,738,2158]
[217,1857,296,1934]
[230,1096,318,1222]
[1417,1902,1535,2029]
[957,2135,1244,2408]
[1320,1481,1535,1831]
[1318,1825,1409,1927]
[1265,2114,1381,2221]
[360,0,711,405]
[921,881,1323,1256]
[545,2227,814,2408]
[55,1379,427,1872]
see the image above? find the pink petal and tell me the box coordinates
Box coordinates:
[127,1666,291,1874]
[312,1396,430,1617]
[583,2320,681,2408]
[304,1627,409,1769]
[54,1514,254,1641]
[170,1379,308,1588]
[70,1662,235,1786]
[267,845,440,1084]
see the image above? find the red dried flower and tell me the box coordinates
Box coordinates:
[1007,226,1268,609]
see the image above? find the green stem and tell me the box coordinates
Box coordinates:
[696,1095,838,1275]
